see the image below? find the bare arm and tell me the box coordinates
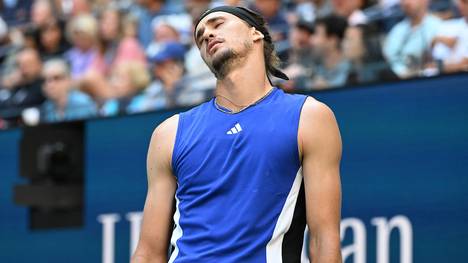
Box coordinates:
[131,115,179,263]
[443,57,468,73]
[299,98,342,263]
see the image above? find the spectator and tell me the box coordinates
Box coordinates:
[184,0,212,19]
[40,58,97,122]
[292,0,334,23]
[146,20,181,58]
[310,15,350,89]
[1,0,32,26]
[0,48,45,110]
[141,41,188,110]
[0,16,13,65]
[250,0,290,56]
[431,0,468,73]
[331,0,372,25]
[91,7,146,76]
[36,18,70,61]
[383,0,442,78]
[64,14,99,79]
[343,24,398,85]
[68,0,93,16]
[282,19,316,91]
[131,0,172,48]
[101,61,151,115]
[31,0,55,28]
[80,61,150,115]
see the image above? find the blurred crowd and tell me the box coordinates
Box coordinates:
[0,0,467,128]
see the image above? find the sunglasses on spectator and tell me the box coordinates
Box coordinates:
[44,74,66,82]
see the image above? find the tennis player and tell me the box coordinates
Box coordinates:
[132,6,342,263]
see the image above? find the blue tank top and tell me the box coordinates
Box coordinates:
[169,87,308,263]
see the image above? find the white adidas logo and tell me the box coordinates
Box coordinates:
[227,123,243,135]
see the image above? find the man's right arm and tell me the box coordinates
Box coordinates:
[131,115,179,263]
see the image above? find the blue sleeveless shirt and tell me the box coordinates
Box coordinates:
[169,87,308,263]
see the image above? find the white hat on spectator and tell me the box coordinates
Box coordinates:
[151,14,193,44]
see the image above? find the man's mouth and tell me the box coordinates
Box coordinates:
[207,40,223,55]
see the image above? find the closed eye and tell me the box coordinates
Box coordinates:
[214,21,223,29]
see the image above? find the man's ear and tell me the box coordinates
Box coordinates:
[251,27,264,41]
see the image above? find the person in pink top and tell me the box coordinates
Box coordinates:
[90,6,146,76]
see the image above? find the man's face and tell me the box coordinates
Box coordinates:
[401,0,427,18]
[458,0,468,18]
[310,25,329,55]
[31,1,52,27]
[42,67,70,102]
[16,49,42,81]
[195,12,256,78]
[290,27,311,50]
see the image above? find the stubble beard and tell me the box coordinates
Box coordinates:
[208,41,252,80]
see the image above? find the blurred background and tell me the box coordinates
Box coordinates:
[0,0,467,262]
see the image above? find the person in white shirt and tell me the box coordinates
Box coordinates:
[431,0,468,73]
[383,0,442,78]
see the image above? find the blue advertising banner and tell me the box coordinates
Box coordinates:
[1,74,467,263]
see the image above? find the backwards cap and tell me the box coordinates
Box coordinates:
[194,6,289,81]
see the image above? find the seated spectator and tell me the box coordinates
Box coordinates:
[1,0,32,26]
[150,13,193,45]
[36,18,70,61]
[343,24,398,85]
[332,0,372,25]
[184,0,212,20]
[383,0,442,78]
[310,15,350,89]
[0,48,45,110]
[146,19,181,58]
[65,0,92,17]
[430,0,468,73]
[64,14,99,79]
[282,19,317,91]
[250,0,290,56]
[91,7,146,76]
[142,41,208,111]
[40,58,97,122]
[31,0,54,29]
[141,41,188,110]
[79,61,151,116]
[130,0,173,48]
[0,17,14,65]
[101,61,151,115]
[292,0,333,23]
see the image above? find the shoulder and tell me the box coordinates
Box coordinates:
[387,19,408,38]
[426,14,443,24]
[298,97,340,156]
[299,97,337,128]
[180,99,213,117]
[152,114,180,141]
[148,114,180,165]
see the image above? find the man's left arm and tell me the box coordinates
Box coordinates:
[298,97,342,263]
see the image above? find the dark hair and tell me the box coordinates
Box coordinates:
[315,15,348,43]
[245,9,281,79]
